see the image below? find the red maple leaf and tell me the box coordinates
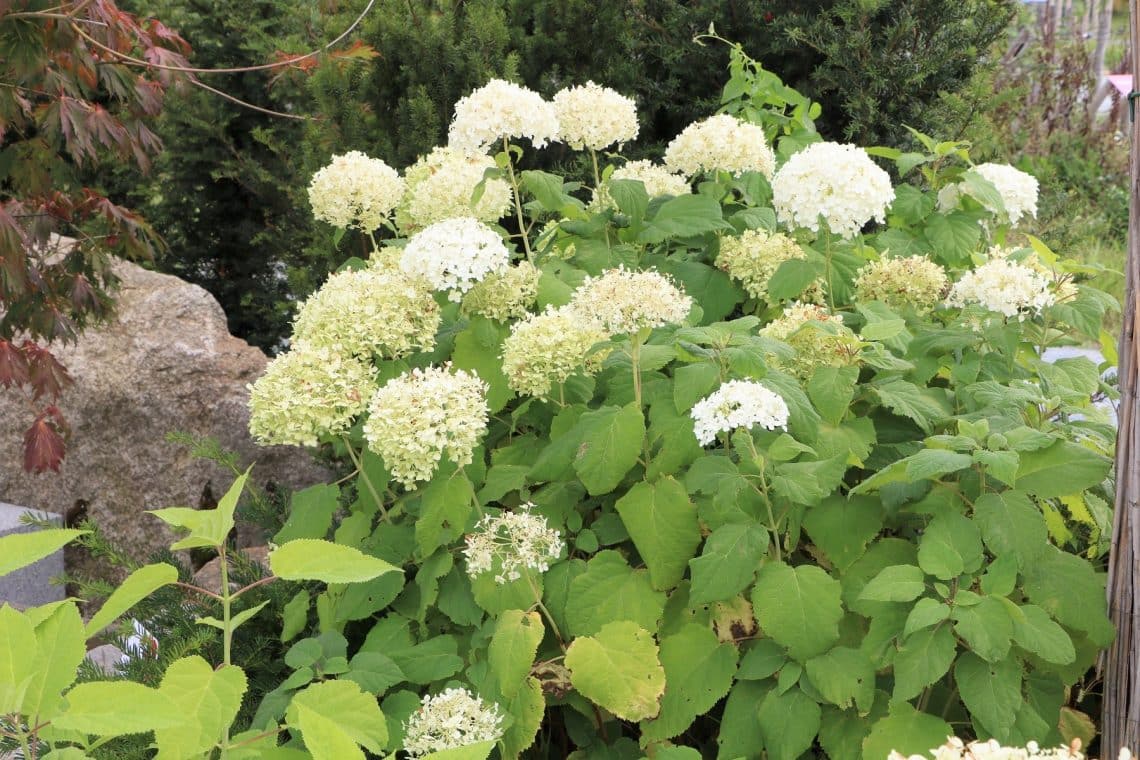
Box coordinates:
[23,411,67,474]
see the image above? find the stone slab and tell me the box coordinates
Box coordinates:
[0,501,65,609]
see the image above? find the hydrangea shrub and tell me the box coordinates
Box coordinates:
[241,47,1118,759]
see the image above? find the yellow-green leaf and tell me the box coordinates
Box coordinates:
[565,621,664,722]
[270,539,402,584]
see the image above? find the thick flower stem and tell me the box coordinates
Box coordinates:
[528,574,566,649]
[503,136,533,262]
[590,148,602,191]
[342,435,390,523]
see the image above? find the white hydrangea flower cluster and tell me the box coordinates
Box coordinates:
[403,687,504,758]
[716,229,823,304]
[248,344,376,447]
[988,245,1078,303]
[772,142,894,238]
[362,365,488,488]
[854,255,949,314]
[501,305,610,398]
[290,268,440,359]
[396,147,512,233]
[691,380,790,446]
[889,736,1125,760]
[664,114,776,178]
[448,79,560,154]
[569,267,692,336]
[462,261,540,321]
[463,503,564,582]
[761,302,862,379]
[974,162,1039,225]
[552,81,639,151]
[946,257,1055,318]
[307,151,405,232]
[399,217,511,301]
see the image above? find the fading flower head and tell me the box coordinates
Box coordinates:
[462,260,541,321]
[569,267,692,336]
[463,503,563,582]
[552,81,639,151]
[399,217,511,301]
[396,146,512,233]
[772,142,894,238]
[363,365,488,488]
[761,302,862,379]
[501,305,609,398]
[403,687,504,758]
[854,255,949,314]
[946,256,1055,318]
[974,162,1039,225]
[691,380,790,446]
[716,229,823,304]
[664,114,776,178]
[448,79,560,154]
[308,151,404,232]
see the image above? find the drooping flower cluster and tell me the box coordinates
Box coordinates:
[771,142,894,238]
[403,687,504,757]
[569,267,692,336]
[593,160,691,209]
[396,147,512,232]
[290,268,440,359]
[974,162,1039,225]
[946,257,1055,318]
[462,261,541,321]
[307,151,405,232]
[854,255,949,314]
[448,79,560,154]
[362,365,488,488]
[664,114,776,178]
[691,380,790,446]
[399,217,510,301]
[760,302,861,379]
[463,503,564,582]
[248,345,376,447]
[889,736,1124,760]
[552,81,639,151]
[501,305,610,397]
[716,229,823,304]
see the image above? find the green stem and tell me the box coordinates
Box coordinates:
[504,136,533,261]
[17,727,32,760]
[527,575,565,648]
[589,148,602,191]
[342,436,389,523]
[220,544,233,668]
[630,339,643,408]
[823,229,835,312]
[743,437,781,561]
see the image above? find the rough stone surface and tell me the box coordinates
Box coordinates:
[0,502,65,608]
[192,545,271,594]
[0,259,328,564]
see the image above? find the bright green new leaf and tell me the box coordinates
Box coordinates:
[565,621,665,722]
[688,522,768,604]
[286,680,388,758]
[757,685,821,760]
[641,624,737,741]
[54,682,183,736]
[956,653,1021,741]
[565,551,665,636]
[23,602,85,721]
[973,450,1019,487]
[573,403,645,495]
[0,604,37,714]
[489,610,544,698]
[917,512,983,580]
[805,647,875,714]
[952,596,1013,663]
[0,528,86,578]
[270,540,401,584]
[892,625,956,702]
[155,656,247,760]
[149,468,250,550]
[903,598,950,638]
[86,563,178,638]
[615,477,701,590]
[1011,604,1075,665]
[752,561,843,661]
[862,704,953,760]
[858,564,926,603]
[198,600,270,634]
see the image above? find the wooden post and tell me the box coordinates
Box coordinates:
[1104,1,1140,754]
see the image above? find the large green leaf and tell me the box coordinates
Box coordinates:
[498,676,545,758]
[1021,546,1114,646]
[952,596,1013,663]
[565,551,665,636]
[286,680,388,760]
[1010,604,1075,665]
[873,379,947,434]
[270,540,402,584]
[717,680,769,760]
[86,563,178,638]
[0,528,86,578]
[54,682,183,736]
[155,656,247,760]
[956,652,1021,741]
[0,604,37,714]
[858,564,926,603]
[23,603,85,721]
[639,193,731,243]
[892,625,956,701]
[414,471,476,559]
[757,685,821,760]
[973,490,1047,570]
[573,403,645,495]
[862,704,953,760]
[387,635,464,684]
[488,610,544,698]
[688,522,768,604]
[807,366,859,425]
[565,621,665,722]
[917,512,984,580]
[452,317,514,413]
[1015,440,1110,498]
[641,624,737,741]
[922,211,981,267]
[805,647,875,714]
[276,484,340,543]
[752,561,843,661]
[803,495,884,572]
[615,477,701,590]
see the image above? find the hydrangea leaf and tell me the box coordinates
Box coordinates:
[415,466,476,560]
[452,318,513,413]
[803,494,884,572]
[387,635,463,685]
[1015,440,1111,499]
[275,483,340,543]
[1021,546,1114,646]
[269,540,402,585]
[807,366,859,425]
[857,564,926,603]
[955,652,1021,741]
[640,623,738,741]
[752,561,843,661]
[155,656,247,759]
[756,684,821,760]
[565,551,665,637]
[862,703,953,760]
[498,677,544,758]
[565,621,665,722]
[892,625,956,702]
[952,596,1013,663]
[688,522,768,605]
[1010,604,1075,665]
[973,490,1048,570]
[285,680,387,758]
[488,610,544,698]
[717,680,769,760]
[615,477,701,591]
[572,403,645,495]
[805,647,875,713]
[917,512,984,580]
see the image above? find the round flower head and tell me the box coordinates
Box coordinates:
[854,255,949,314]
[988,245,1077,303]
[462,260,540,321]
[249,344,376,447]
[463,503,563,582]
[501,305,610,397]
[363,365,489,488]
[569,267,692,336]
[307,151,405,232]
[593,160,690,209]
[973,162,1039,225]
[399,217,511,301]
[691,380,790,446]
[552,81,639,151]
[772,142,894,238]
[716,229,824,304]
[664,114,776,178]
[946,257,1055,318]
[448,79,560,154]
[403,687,504,758]
[396,146,512,233]
[760,302,861,380]
[888,736,1091,760]
[291,268,440,359]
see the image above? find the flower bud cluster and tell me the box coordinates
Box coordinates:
[854,255,949,313]
[716,229,823,304]
[462,261,541,322]
[760,302,861,379]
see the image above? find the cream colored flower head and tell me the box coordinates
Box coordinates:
[448,79,560,154]
[985,246,1077,303]
[691,380,790,446]
[569,267,692,336]
[772,142,894,238]
[399,217,511,301]
[291,268,440,359]
[552,81,639,151]
[946,256,1055,318]
[501,305,610,397]
[593,160,690,209]
[664,114,776,178]
[974,162,1039,225]
[462,260,540,321]
[716,229,823,304]
[889,736,1090,760]
[396,146,512,233]
[760,302,861,380]
[854,255,949,314]
[403,687,504,758]
[363,364,489,488]
[463,503,563,582]
[307,151,404,232]
[248,344,376,447]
